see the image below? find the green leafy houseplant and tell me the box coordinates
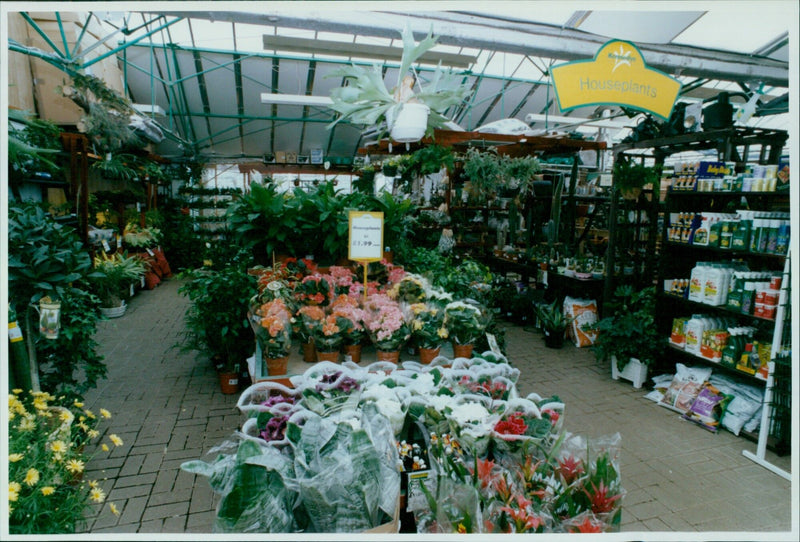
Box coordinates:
[90,252,146,308]
[501,155,542,196]
[462,148,502,202]
[535,300,571,348]
[612,158,661,199]
[588,285,663,370]
[327,26,471,140]
[179,251,258,373]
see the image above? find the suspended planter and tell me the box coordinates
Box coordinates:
[389,103,430,143]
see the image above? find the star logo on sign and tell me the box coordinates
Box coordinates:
[611,45,632,73]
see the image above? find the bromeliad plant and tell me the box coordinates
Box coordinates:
[8,389,124,534]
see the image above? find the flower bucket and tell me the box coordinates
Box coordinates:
[419,347,441,365]
[265,355,289,376]
[389,103,430,143]
[343,344,362,363]
[611,356,648,389]
[301,341,316,363]
[219,372,239,394]
[99,301,127,319]
[452,343,474,359]
[316,350,340,363]
[376,350,400,363]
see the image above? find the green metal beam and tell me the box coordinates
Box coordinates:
[70,13,93,59]
[455,50,495,126]
[55,13,71,60]
[167,42,198,143]
[73,25,124,62]
[193,118,258,147]
[298,60,317,156]
[21,12,67,58]
[233,53,246,155]
[8,40,73,71]
[171,111,335,123]
[168,51,257,86]
[190,47,215,147]
[80,16,183,70]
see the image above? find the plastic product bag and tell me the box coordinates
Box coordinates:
[563,297,599,347]
[681,382,733,432]
[658,364,713,413]
[708,374,764,436]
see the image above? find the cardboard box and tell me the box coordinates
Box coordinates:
[286,152,298,164]
[275,151,287,163]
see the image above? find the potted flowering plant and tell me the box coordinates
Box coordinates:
[406,302,448,363]
[391,273,429,304]
[253,298,293,375]
[294,274,333,306]
[444,301,486,357]
[90,252,146,316]
[330,294,367,362]
[363,294,411,362]
[297,305,353,362]
[8,390,124,534]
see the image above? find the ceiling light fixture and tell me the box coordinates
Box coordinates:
[260,93,334,107]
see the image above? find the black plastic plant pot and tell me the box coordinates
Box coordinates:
[543,329,565,349]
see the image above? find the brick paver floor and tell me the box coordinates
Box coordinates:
[81,276,793,534]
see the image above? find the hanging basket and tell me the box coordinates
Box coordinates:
[389,103,430,143]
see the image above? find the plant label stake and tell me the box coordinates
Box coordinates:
[348,211,384,302]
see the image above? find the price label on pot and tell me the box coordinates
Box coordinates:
[348,211,384,262]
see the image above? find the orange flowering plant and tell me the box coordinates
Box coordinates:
[8,389,123,534]
[254,298,293,358]
[297,304,354,352]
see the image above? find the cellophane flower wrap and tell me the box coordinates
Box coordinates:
[390,273,429,304]
[443,301,486,345]
[294,273,334,306]
[405,302,448,349]
[363,293,410,352]
[254,298,293,358]
[330,294,367,346]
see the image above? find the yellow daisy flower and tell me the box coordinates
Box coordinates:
[19,416,36,432]
[102,444,109,452]
[25,468,40,486]
[9,482,22,493]
[41,486,56,496]
[88,429,100,439]
[50,440,67,454]
[109,502,120,516]
[12,388,22,395]
[59,410,72,422]
[90,487,106,503]
[73,400,84,408]
[109,434,123,447]
[66,459,85,474]
[100,408,112,419]
[8,453,23,463]
[84,409,96,419]
[52,453,64,463]
[9,488,19,503]
[33,397,48,410]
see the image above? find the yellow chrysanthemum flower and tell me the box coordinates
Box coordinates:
[102,444,109,452]
[90,487,106,503]
[59,410,72,422]
[9,482,21,493]
[19,416,36,432]
[100,408,112,419]
[73,400,84,408]
[88,429,100,439]
[8,453,23,463]
[50,440,67,454]
[109,502,120,516]
[84,409,96,419]
[33,397,48,410]
[88,480,99,489]
[437,327,449,339]
[52,453,64,463]
[66,459,85,474]
[78,422,90,433]
[9,488,19,503]
[12,388,22,395]
[109,434,123,447]
[24,468,40,486]
[41,486,56,496]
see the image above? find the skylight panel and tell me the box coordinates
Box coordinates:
[672,10,790,54]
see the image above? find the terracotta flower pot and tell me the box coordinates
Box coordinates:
[376,350,400,363]
[219,372,239,394]
[419,347,441,365]
[343,344,362,363]
[452,343,474,359]
[301,341,317,362]
[265,355,289,376]
[316,350,340,363]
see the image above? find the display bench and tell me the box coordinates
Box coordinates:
[248,341,463,385]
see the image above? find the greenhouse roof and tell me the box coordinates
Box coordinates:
[5,2,796,163]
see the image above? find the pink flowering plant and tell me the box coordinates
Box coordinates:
[8,390,124,534]
[327,265,358,295]
[363,293,410,351]
[254,298,294,358]
[330,294,368,346]
[297,304,352,352]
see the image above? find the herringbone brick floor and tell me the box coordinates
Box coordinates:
[80,277,794,535]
